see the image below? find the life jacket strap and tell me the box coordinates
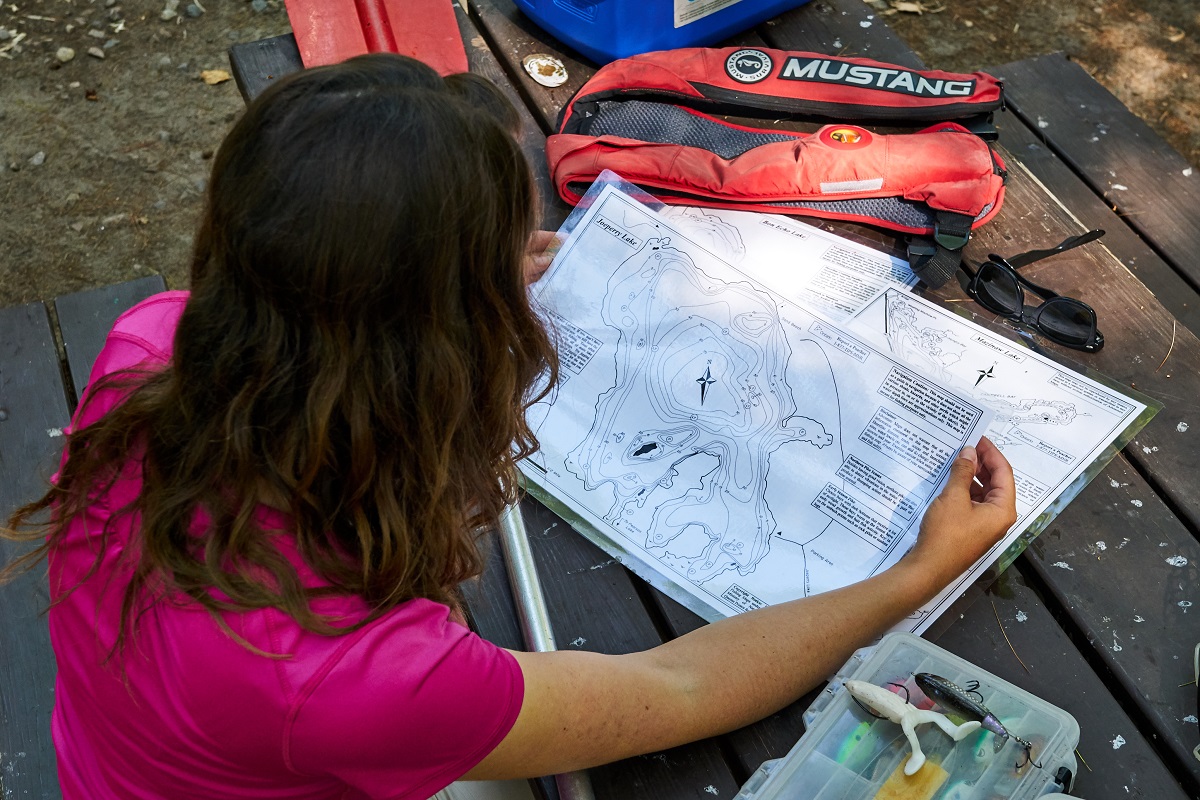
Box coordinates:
[907,210,974,288]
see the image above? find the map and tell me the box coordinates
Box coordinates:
[562,232,838,587]
[526,185,992,623]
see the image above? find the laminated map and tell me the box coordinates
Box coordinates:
[523,178,1153,631]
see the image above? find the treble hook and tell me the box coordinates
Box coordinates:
[1014,738,1043,770]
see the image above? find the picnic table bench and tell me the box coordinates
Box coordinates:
[2,1,1198,798]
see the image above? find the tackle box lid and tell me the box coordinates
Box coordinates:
[734,632,1080,800]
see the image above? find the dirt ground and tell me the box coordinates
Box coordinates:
[0,0,1197,308]
[882,0,1200,164]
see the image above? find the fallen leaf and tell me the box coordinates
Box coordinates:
[889,0,943,13]
[1166,26,1185,43]
[201,69,231,85]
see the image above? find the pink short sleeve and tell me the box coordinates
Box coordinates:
[285,599,524,800]
[72,291,190,430]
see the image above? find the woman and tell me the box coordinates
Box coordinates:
[2,54,1016,799]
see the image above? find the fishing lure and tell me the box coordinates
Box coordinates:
[915,672,1042,768]
[844,680,981,776]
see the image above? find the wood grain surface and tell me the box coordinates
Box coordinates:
[0,302,72,800]
[228,33,302,102]
[987,98,1200,339]
[939,566,1193,799]
[217,7,1200,797]
[997,53,1200,292]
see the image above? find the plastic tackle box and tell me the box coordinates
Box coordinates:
[513,0,811,64]
[734,633,1080,800]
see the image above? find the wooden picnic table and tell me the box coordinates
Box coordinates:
[2,1,1198,798]
[228,3,1200,798]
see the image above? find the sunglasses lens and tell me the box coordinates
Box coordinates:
[973,263,1022,314]
[1036,298,1096,345]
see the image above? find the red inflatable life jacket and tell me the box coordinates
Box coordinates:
[547,47,1008,288]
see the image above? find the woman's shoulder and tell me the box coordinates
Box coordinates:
[104,290,191,366]
[281,594,514,702]
[92,290,189,382]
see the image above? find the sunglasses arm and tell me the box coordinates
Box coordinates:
[1000,229,1106,269]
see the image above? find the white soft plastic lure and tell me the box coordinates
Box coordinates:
[844,679,982,775]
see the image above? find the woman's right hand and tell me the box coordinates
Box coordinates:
[905,435,1018,591]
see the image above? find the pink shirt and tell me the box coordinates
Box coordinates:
[47,292,523,800]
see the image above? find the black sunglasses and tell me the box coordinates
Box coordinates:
[958,230,1106,353]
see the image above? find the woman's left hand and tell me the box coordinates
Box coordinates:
[523,230,559,285]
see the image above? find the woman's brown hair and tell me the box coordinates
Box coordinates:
[2,54,558,650]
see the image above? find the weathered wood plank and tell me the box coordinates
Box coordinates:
[52,275,166,406]
[761,0,923,68]
[710,9,1190,786]
[466,0,595,131]
[645,518,1197,797]
[646,525,1197,797]
[1,282,183,799]
[0,302,71,800]
[461,531,525,651]
[936,565,1192,800]
[225,7,1200,796]
[514,499,742,799]
[1020,453,1200,792]
[910,129,1200,789]
[888,70,1200,789]
[228,33,303,103]
[989,102,1200,339]
[996,53,1200,292]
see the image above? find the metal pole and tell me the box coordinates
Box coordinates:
[498,503,597,800]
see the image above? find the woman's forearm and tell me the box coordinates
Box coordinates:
[632,559,941,746]
[477,561,939,779]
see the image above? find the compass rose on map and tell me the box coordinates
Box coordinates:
[696,365,717,406]
[975,363,997,388]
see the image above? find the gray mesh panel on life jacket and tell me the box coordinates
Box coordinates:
[765,198,992,228]
[778,197,935,229]
[588,100,795,159]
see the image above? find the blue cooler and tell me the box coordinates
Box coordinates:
[514,0,812,64]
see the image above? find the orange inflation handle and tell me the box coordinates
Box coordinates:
[285,0,468,75]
